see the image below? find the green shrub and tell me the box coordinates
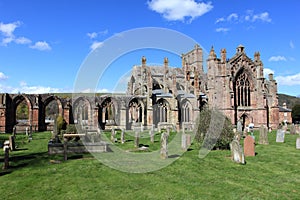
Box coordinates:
[56,115,66,134]
[195,107,234,150]
[66,124,77,134]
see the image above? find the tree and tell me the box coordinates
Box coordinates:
[292,104,300,123]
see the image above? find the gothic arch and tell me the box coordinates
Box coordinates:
[12,95,33,126]
[153,98,170,126]
[179,99,193,123]
[72,97,93,126]
[44,96,63,116]
[98,96,119,129]
[234,68,254,107]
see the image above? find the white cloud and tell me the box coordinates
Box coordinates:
[14,37,31,44]
[30,41,51,51]
[0,72,8,80]
[268,56,287,62]
[276,73,300,86]
[245,10,271,23]
[215,17,225,24]
[0,81,69,94]
[148,0,213,23]
[215,27,230,33]
[0,21,20,37]
[87,32,98,39]
[290,41,295,49]
[227,13,238,21]
[1,37,14,45]
[252,12,271,23]
[90,41,103,50]
[263,68,275,78]
[87,30,108,39]
[217,10,272,25]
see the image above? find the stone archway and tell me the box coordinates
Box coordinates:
[42,96,64,131]
[12,95,33,133]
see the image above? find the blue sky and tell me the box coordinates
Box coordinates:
[0,0,299,96]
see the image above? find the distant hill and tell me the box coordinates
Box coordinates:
[278,93,300,109]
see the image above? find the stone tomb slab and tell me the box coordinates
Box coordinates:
[244,136,255,157]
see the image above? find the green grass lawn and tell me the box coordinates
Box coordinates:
[0,130,300,200]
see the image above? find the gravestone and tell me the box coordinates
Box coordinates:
[134,131,139,148]
[9,135,15,151]
[160,132,168,159]
[186,134,191,146]
[111,128,116,142]
[13,126,17,138]
[296,138,300,150]
[230,140,245,164]
[181,133,187,151]
[121,129,125,144]
[28,131,33,142]
[150,129,154,143]
[244,136,255,157]
[276,129,285,143]
[25,127,29,136]
[296,125,300,135]
[259,125,269,145]
[290,124,296,135]
[2,146,9,169]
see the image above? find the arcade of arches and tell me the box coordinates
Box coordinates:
[0,45,281,133]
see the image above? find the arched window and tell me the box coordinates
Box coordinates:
[129,99,142,123]
[235,72,251,106]
[156,99,168,123]
[181,101,192,122]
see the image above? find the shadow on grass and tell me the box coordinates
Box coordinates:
[168,154,180,158]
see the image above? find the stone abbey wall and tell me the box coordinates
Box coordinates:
[0,45,280,133]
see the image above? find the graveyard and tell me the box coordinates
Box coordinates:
[1,128,300,199]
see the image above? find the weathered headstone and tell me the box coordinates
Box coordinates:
[181,133,187,151]
[259,125,269,145]
[296,138,300,150]
[150,129,154,143]
[134,131,139,148]
[2,146,9,169]
[25,127,29,136]
[160,132,168,159]
[244,135,255,157]
[13,126,17,138]
[121,129,125,144]
[9,135,15,151]
[230,140,245,164]
[290,124,296,135]
[186,134,191,146]
[276,129,285,143]
[111,128,116,142]
[296,125,300,135]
